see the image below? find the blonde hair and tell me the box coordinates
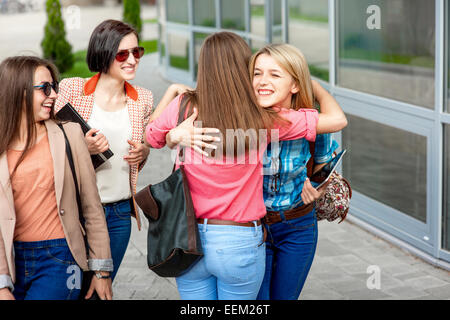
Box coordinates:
[249,43,314,110]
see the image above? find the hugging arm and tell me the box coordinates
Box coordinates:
[145,88,220,156]
[312,80,348,134]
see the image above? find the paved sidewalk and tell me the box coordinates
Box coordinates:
[111,53,450,300]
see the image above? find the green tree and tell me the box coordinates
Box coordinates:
[123,0,142,39]
[41,0,74,73]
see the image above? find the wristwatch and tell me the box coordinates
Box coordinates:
[95,271,111,279]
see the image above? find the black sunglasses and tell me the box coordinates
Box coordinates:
[33,81,59,96]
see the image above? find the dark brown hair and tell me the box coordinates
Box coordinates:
[87,19,139,73]
[0,56,59,176]
[184,32,285,155]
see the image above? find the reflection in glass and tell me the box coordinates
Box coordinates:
[167,0,189,24]
[159,23,166,63]
[337,0,435,109]
[272,0,282,26]
[194,0,215,27]
[444,126,450,250]
[288,0,329,81]
[250,38,266,53]
[342,115,427,223]
[250,0,265,39]
[158,0,166,23]
[221,0,245,31]
[168,32,189,71]
[194,33,209,79]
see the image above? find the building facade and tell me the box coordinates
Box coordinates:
[157,0,450,267]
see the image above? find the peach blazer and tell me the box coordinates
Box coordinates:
[54,74,154,230]
[0,121,112,287]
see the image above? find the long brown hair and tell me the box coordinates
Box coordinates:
[0,56,59,176]
[249,44,314,110]
[184,32,284,155]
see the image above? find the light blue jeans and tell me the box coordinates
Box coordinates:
[175,221,266,300]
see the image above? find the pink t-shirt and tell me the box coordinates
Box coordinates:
[146,95,318,222]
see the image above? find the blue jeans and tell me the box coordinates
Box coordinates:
[176,221,266,300]
[103,199,132,281]
[257,209,318,300]
[13,238,82,300]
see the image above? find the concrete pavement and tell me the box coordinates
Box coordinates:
[113,53,450,300]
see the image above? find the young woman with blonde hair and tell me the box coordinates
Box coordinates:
[250,43,343,300]
[146,32,346,300]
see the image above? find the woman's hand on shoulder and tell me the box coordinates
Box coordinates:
[149,83,195,123]
[169,83,194,97]
[166,107,220,156]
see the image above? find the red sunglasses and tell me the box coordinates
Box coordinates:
[115,46,145,62]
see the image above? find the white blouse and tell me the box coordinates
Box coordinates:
[88,103,132,203]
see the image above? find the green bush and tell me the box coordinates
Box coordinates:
[41,0,74,73]
[123,0,142,38]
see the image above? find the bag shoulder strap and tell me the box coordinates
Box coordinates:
[172,94,192,170]
[307,141,316,178]
[57,123,84,225]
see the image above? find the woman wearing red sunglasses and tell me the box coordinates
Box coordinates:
[54,19,172,286]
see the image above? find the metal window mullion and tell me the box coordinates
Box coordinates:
[188,0,195,83]
[329,0,341,153]
[282,0,288,43]
[434,0,446,257]
[265,0,272,43]
[245,0,250,34]
[216,0,221,29]
[329,0,337,88]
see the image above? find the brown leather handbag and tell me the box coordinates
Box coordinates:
[135,96,203,277]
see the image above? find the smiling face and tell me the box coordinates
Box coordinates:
[252,53,299,109]
[32,66,57,123]
[108,33,140,81]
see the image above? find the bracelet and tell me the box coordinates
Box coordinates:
[95,271,111,279]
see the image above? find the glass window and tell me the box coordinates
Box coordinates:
[194,32,209,79]
[194,0,216,27]
[272,0,282,26]
[250,38,266,53]
[342,115,427,223]
[444,126,450,250]
[168,32,190,71]
[337,0,435,109]
[250,0,265,39]
[159,23,166,64]
[288,0,329,82]
[158,0,166,23]
[447,3,450,112]
[167,0,189,24]
[221,0,245,31]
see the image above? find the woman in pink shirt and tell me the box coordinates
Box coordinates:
[145,32,346,300]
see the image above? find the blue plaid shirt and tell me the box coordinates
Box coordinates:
[263,134,338,212]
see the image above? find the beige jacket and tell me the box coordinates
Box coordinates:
[0,120,112,290]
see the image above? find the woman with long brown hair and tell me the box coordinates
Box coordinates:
[0,56,112,300]
[145,32,346,300]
